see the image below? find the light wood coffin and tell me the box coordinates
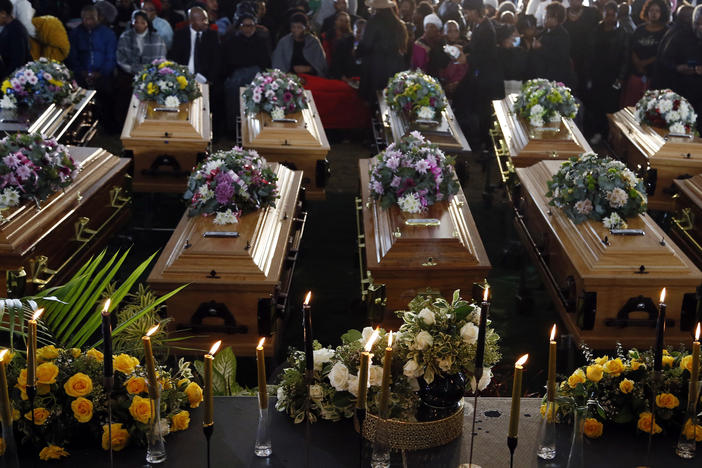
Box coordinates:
[239,88,330,200]
[607,106,702,211]
[491,94,591,182]
[358,159,490,321]
[515,160,702,349]
[0,147,131,296]
[147,164,305,357]
[377,91,470,154]
[0,88,98,145]
[121,82,211,193]
[671,175,702,268]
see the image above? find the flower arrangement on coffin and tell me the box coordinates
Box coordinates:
[546,152,647,229]
[547,345,701,441]
[514,78,578,127]
[368,132,460,214]
[241,69,308,119]
[183,147,278,225]
[2,347,201,461]
[0,58,76,109]
[0,133,78,210]
[132,59,202,108]
[385,70,447,122]
[634,89,698,135]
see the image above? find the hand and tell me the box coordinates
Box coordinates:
[293,65,312,74]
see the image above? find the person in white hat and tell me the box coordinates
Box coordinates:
[411,13,450,74]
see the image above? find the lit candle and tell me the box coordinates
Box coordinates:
[378,331,393,418]
[256,338,268,410]
[547,325,557,402]
[302,292,313,373]
[0,349,12,427]
[508,354,529,438]
[204,340,221,426]
[654,288,666,372]
[142,324,160,399]
[101,299,113,380]
[474,287,490,384]
[690,323,700,402]
[356,328,380,409]
[27,308,43,390]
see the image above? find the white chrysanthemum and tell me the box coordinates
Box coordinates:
[669,122,686,134]
[203,159,224,173]
[417,106,435,120]
[574,199,593,215]
[666,110,680,122]
[606,187,628,208]
[213,209,238,225]
[530,104,544,116]
[603,212,627,229]
[548,112,562,122]
[164,95,180,108]
[0,188,20,207]
[197,184,214,201]
[271,106,285,120]
[0,95,16,109]
[679,104,690,120]
[657,99,672,113]
[397,193,422,213]
[623,170,639,188]
[530,116,544,127]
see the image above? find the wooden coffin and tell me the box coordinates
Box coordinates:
[239,88,330,200]
[147,164,305,357]
[0,88,98,145]
[376,91,470,155]
[491,94,591,183]
[0,147,131,296]
[671,175,702,268]
[515,160,702,349]
[357,159,490,323]
[121,82,211,193]
[607,106,702,211]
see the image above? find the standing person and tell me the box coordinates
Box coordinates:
[357,0,407,103]
[142,0,173,50]
[9,0,35,37]
[325,11,356,79]
[532,2,576,88]
[0,0,30,79]
[272,12,327,76]
[564,0,600,97]
[655,4,693,91]
[441,19,468,95]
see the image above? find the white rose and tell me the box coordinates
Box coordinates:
[327,362,349,391]
[347,374,360,397]
[360,327,375,344]
[276,386,285,402]
[164,95,180,108]
[313,348,334,371]
[460,322,479,344]
[414,331,433,350]
[309,384,324,400]
[470,368,493,392]
[437,357,453,372]
[368,365,383,387]
[417,308,436,326]
[403,359,423,378]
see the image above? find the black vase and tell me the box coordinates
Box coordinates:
[417,372,467,421]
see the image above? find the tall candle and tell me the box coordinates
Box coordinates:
[0,349,12,427]
[27,308,43,389]
[142,324,160,399]
[654,288,666,372]
[474,287,490,383]
[378,331,393,418]
[690,323,700,402]
[256,338,268,410]
[509,354,529,438]
[356,328,379,409]
[547,325,557,402]
[101,299,113,379]
[204,340,221,425]
[302,292,313,373]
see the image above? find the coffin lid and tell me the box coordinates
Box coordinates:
[359,159,489,270]
[239,88,330,152]
[147,164,302,286]
[492,94,591,160]
[608,107,702,166]
[120,82,210,142]
[516,160,702,282]
[674,173,702,206]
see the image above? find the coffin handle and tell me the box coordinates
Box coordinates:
[74,217,98,244]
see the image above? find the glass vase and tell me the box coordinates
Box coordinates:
[371,415,391,468]
[676,380,701,459]
[146,394,167,464]
[0,419,20,468]
[254,403,272,457]
[536,400,557,460]
[566,406,586,468]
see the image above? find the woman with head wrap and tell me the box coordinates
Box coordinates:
[272,12,327,76]
[412,13,451,76]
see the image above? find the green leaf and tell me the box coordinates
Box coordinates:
[454,305,474,322]
[340,329,362,344]
[213,347,237,396]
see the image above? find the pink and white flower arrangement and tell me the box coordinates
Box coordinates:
[634,89,697,135]
[369,132,459,213]
[242,69,308,117]
[1,58,76,109]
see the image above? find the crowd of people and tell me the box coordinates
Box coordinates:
[0,0,701,148]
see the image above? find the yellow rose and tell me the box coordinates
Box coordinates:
[603,358,625,377]
[594,356,609,366]
[39,445,69,461]
[147,82,159,95]
[71,397,94,423]
[86,348,104,362]
[176,75,188,89]
[125,376,148,395]
[680,355,693,373]
[619,378,634,394]
[70,348,81,358]
[0,437,4,456]
[0,351,13,365]
[15,368,27,399]
[539,403,558,422]
[37,345,60,362]
[683,418,702,442]
[24,407,50,425]
[170,410,190,431]
[583,418,603,438]
[36,362,59,385]
[586,364,604,382]
[114,354,139,374]
[102,423,130,451]
[185,382,203,408]
[1,80,11,94]
[629,359,644,371]
[655,393,679,409]
[64,373,93,397]
[129,395,155,424]
[567,368,586,388]
[637,412,662,434]
[662,355,675,368]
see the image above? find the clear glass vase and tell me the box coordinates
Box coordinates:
[676,380,701,459]
[146,394,167,464]
[370,417,391,468]
[566,406,586,468]
[254,404,272,457]
[536,400,557,460]
[0,419,20,468]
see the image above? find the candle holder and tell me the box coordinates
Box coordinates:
[566,405,586,468]
[507,436,517,468]
[355,407,367,468]
[146,391,166,464]
[536,399,557,459]
[255,400,272,457]
[675,379,701,459]
[370,409,391,468]
[202,422,213,468]
[1,418,20,468]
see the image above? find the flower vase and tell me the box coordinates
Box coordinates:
[536,400,557,460]
[417,372,466,421]
[566,406,586,468]
[1,419,20,468]
[675,380,701,459]
[146,394,167,464]
[254,403,272,457]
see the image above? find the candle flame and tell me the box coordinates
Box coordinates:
[102,299,111,315]
[364,327,380,352]
[146,324,160,337]
[387,331,393,348]
[209,340,222,355]
[483,286,489,302]
[550,324,556,341]
[304,291,312,305]
[257,337,266,349]
[660,288,666,303]
[0,349,7,361]
[516,354,529,367]
[32,308,44,321]
[696,322,700,341]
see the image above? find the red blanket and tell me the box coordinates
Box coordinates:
[300,74,371,130]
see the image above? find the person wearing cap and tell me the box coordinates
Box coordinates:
[412,13,450,76]
[142,0,173,49]
[272,12,328,76]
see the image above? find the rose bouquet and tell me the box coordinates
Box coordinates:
[0,133,78,210]
[183,147,278,225]
[132,59,201,107]
[242,69,308,118]
[368,132,459,214]
[1,58,76,109]
[385,70,447,121]
[513,78,578,127]
[546,152,647,229]
[634,89,697,135]
[3,346,200,461]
